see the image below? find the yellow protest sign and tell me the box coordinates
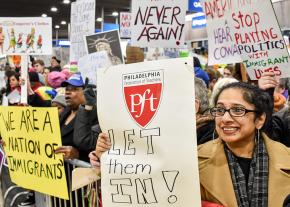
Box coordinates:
[0,106,68,200]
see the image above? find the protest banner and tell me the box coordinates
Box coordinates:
[0,106,68,199]
[97,58,201,207]
[70,0,95,62]
[0,17,52,55]
[120,12,132,39]
[85,30,124,65]
[78,51,112,85]
[203,0,290,79]
[131,0,187,48]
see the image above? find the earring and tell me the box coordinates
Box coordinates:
[255,128,260,144]
[212,129,216,141]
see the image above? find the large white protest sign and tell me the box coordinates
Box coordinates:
[97,58,201,207]
[203,0,290,79]
[131,0,187,48]
[78,51,112,85]
[0,17,52,55]
[120,12,132,39]
[70,0,95,62]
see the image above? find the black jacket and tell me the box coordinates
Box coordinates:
[60,107,92,162]
[73,105,100,153]
[268,106,290,147]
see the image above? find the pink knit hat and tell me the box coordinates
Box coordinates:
[48,71,67,89]
[62,69,72,78]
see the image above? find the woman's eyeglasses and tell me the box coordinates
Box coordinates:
[210,107,257,117]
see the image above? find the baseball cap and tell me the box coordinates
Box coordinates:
[61,72,84,87]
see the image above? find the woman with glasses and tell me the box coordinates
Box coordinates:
[200,82,290,206]
[91,81,290,206]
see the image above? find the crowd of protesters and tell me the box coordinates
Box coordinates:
[90,57,290,207]
[0,55,289,207]
[0,56,100,206]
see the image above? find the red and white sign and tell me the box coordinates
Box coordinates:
[120,12,132,38]
[123,70,163,128]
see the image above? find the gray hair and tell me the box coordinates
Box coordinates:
[209,78,239,107]
[195,77,209,114]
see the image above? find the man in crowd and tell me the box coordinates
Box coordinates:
[33,59,45,74]
[55,73,99,162]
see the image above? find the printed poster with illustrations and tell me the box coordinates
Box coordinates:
[0,17,52,55]
[97,58,201,207]
[203,0,290,79]
[85,30,124,65]
[0,107,68,199]
[131,0,187,48]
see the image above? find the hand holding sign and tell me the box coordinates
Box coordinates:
[95,133,111,159]
[258,71,278,90]
[88,151,100,169]
[55,146,79,160]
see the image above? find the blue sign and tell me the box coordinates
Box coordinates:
[188,0,204,13]
[52,39,70,47]
[192,13,206,29]
[96,23,119,33]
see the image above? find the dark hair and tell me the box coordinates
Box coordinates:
[51,56,61,64]
[213,82,273,130]
[193,57,202,68]
[6,71,20,94]
[33,59,45,66]
[225,65,234,73]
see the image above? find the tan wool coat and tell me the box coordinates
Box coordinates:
[198,133,290,207]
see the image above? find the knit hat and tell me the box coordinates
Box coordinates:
[52,95,67,107]
[48,71,67,89]
[61,69,71,79]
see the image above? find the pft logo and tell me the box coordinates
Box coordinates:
[123,71,163,128]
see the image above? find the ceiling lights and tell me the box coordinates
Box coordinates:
[51,7,58,12]
[96,17,103,22]
[61,21,67,25]
[63,0,70,4]
[112,11,118,17]
[55,25,60,29]
[41,14,47,17]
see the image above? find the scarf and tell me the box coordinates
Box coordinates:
[225,135,269,207]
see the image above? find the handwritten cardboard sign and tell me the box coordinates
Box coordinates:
[97,58,201,207]
[131,0,187,48]
[120,12,132,39]
[203,0,290,79]
[0,17,52,55]
[70,0,95,62]
[0,106,68,199]
[77,51,112,85]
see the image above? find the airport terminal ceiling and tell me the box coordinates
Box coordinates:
[0,0,290,38]
[0,0,131,38]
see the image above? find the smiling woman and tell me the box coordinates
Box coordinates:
[199,82,290,207]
